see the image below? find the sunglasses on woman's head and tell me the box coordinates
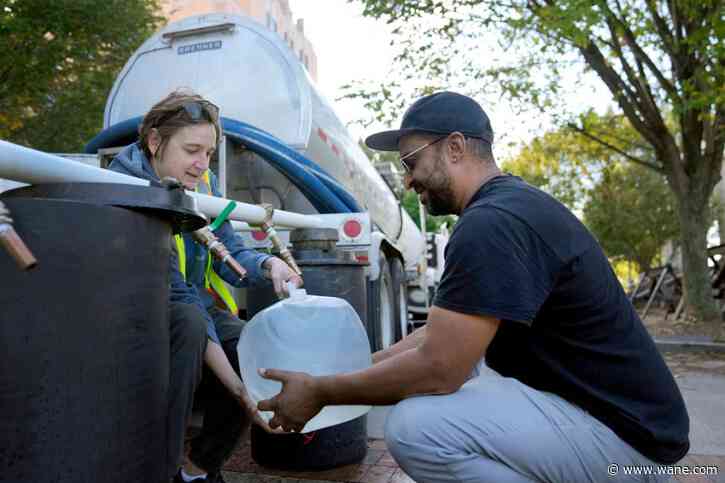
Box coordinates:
[157,100,220,128]
[180,100,219,121]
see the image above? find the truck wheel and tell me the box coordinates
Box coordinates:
[390,257,409,342]
[370,251,396,351]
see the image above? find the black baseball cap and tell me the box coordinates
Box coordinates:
[365,91,494,151]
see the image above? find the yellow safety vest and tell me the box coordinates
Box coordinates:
[174,171,239,314]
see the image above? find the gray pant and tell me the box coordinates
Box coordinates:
[384,363,673,483]
[167,303,208,480]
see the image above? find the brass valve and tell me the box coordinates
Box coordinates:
[0,201,37,271]
[192,225,247,283]
[160,176,246,282]
[258,203,302,278]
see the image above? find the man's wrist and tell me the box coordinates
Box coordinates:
[372,349,388,364]
[314,375,334,406]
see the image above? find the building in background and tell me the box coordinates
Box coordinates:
[158,0,318,81]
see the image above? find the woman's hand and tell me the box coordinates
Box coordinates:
[264,257,303,298]
[204,341,283,434]
[233,382,285,434]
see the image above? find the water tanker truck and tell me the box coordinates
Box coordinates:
[2,12,448,351]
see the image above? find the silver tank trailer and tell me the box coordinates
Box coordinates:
[104,13,425,272]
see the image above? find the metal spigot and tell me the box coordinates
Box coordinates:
[0,201,37,271]
[161,176,247,282]
[258,203,302,278]
[191,226,247,282]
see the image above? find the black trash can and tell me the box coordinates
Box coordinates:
[246,228,370,471]
[0,183,205,483]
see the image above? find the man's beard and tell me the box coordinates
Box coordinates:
[422,163,456,216]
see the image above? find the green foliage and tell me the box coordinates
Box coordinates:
[503,112,679,272]
[503,111,655,207]
[0,0,161,151]
[352,0,725,320]
[583,162,679,273]
[351,0,724,133]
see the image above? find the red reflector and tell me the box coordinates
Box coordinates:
[251,230,267,241]
[343,219,362,238]
[317,128,328,143]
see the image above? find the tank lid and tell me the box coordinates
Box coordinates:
[1,183,207,233]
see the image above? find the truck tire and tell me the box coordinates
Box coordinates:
[390,257,409,342]
[369,251,396,351]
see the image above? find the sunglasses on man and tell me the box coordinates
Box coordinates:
[399,136,446,174]
[399,134,487,174]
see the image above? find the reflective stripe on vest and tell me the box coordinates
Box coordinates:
[175,235,186,279]
[173,171,239,314]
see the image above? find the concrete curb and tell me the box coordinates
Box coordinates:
[655,337,725,353]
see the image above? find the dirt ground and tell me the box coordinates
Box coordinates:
[640,306,725,378]
[663,350,725,378]
[641,305,725,340]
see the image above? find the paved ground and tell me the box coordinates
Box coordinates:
[220,350,725,482]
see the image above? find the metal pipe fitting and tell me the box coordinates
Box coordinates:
[163,176,247,282]
[259,203,302,278]
[0,201,37,271]
[191,226,247,282]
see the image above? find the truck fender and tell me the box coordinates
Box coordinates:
[367,232,386,282]
[367,232,403,282]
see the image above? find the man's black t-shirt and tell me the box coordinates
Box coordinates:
[433,175,689,464]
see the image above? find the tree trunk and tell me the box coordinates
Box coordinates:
[675,193,722,335]
[718,202,725,247]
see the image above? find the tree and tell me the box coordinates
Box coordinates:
[504,112,681,273]
[352,0,724,325]
[0,0,160,152]
[583,162,680,273]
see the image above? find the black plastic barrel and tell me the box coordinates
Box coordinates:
[246,228,369,470]
[0,183,205,483]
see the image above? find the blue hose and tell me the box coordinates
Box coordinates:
[84,117,361,214]
[221,118,361,212]
[85,117,143,154]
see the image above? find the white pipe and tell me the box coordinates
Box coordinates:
[230,220,294,232]
[0,140,324,229]
[230,220,251,231]
[0,140,148,186]
[189,191,322,228]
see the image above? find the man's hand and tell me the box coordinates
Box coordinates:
[257,368,324,433]
[264,257,303,298]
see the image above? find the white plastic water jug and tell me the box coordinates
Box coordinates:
[237,284,372,433]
